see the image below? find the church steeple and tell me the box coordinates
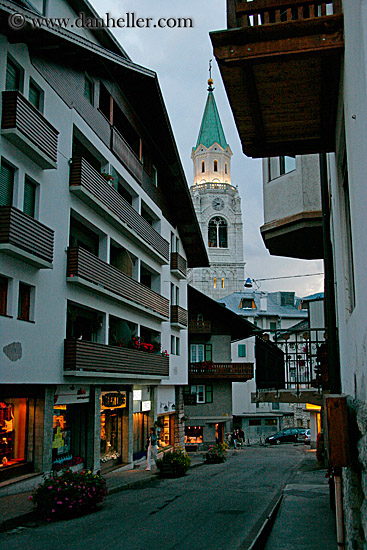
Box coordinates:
[195,79,228,150]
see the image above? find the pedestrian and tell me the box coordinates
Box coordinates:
[233,429,238,449]
[146,427,158,471]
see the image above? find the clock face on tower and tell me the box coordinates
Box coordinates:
[212,197,224,211]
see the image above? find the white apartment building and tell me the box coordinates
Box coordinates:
[0,0,207,491]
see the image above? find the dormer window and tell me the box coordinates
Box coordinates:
[240,298,256,309]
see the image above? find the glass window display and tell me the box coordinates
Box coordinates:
[0,398,28,469]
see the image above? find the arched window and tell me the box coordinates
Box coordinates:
[208,217,228,248]
[214,160,218,172]
[201,161,205,173]
[225,162,228,174]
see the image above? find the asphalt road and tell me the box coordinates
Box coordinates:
[0,445,305,550]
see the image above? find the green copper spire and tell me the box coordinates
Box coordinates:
[195,79,228,150]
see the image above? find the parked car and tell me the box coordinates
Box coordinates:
[265,428,306,445]
[304,429,311,445]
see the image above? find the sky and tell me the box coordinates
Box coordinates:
[89,0,324,297]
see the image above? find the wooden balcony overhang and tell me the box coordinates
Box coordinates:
[210,7,344,158]
[260,210,323,259]
[188,320,212,334]
[64,339,169,379]
[1,91,58,169]
[252,389,323,406]
[67,246,170,320]
[189,362,254,381]
[170,305,188,329]
[0,206,54,268]
[170,252,187,279]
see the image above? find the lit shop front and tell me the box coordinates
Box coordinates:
[0,397,33,481]
[52,386,89,471]
[133,388,151,460]
[185,425,203,451]
[156,387,176,449]
[100,391,128,470]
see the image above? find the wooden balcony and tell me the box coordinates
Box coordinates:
[188,320,212,334]
[0,206,54,268]
[64,339,169,378]
[67,246,170,320]
[1,91,58,169]
[210,0,344,158]
[189,362,254,381]
[170,305,188,329]
[69,158,169,264]
[170,252,187,279]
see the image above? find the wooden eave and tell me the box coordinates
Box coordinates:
[210,14,344,158]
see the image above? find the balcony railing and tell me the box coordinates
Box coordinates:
[64,339,169,377]
[188,320,212,333]
[170,252,187,278]
[189,362,254,381]
[69,158,169,263]
[170,305,188,328]
[228,0,342,29]
[1,91,59,169]
[67,246,170,319]
[0,206,54,268]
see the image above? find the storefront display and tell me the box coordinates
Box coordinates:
[0,398,28,470]
[100,391,126,468]
[185,425,203,448]
[157,415,174,448]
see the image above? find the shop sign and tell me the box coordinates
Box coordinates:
[54,386,90,405]
[133,390,142,401]
[142,400,151,412]
[101,392,127,410]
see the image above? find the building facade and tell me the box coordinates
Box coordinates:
[0,0,207,491]
[187,79,245,300]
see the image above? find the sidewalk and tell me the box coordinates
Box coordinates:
[262,449,337,550]
[0,452,206,532]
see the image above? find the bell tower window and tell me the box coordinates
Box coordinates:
[214,160,218,172]
[201,161,205,173]
[225,162,228,174]
[208,216,228,248]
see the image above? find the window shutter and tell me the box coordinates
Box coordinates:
[18,283,31,321]
[6,59,20,91]
[28,83,41,111]
[205,385,213,403]
[23,179,36,217]
[0,161,14,206]
[205,344,212,361]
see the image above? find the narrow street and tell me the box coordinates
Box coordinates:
[0,446,305,550]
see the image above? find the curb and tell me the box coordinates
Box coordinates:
[247,495,283,550]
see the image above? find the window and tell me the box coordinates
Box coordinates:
[341,151,356,312]
[214,160,218,172]
[0,160,14,207]
[238,344,246,358]
[201,161,205,173]
[6,58,21,91]
[213,277,217,289]
[249,419,261,426]
[84,74,94,104]
[176,337,180,356]
[18,283,32,322]
[208,216,228,248]
[225,162,228,174]
[28,79,43,112]
[221,278,225,289]
[184,385,213,404]
[280,155,296,175]
[265,418,277,426]
[240,298,254,309]
[171,335,175,355]
[23,178,37,218]
[152,165,158,187]
[270,321,277,333]
[272,402,280,410]
[197,385,205,403]
[190,343,212,363]
[0,276,9,316]
[205,385,213,403]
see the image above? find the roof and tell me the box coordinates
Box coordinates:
[188,286,257,341]
[218,291,308,320]
[301,292,324,302]
[0,1,209,269]
[195,87,228,150]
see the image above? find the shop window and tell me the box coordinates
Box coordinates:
[23,177,37,218]
[0,276,9,316]
[249,419,261,426]
[0,398,29,472]
[18,282,33,322]
[238,344,246,358]
[28,78,43,112]
[100,392,126,467]
[185,425,203,446]
[265,418,277,426]
[158,415,174,448]
[53,403,88,471]
[0,159,14,207]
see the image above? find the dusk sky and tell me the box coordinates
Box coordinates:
[90,0,324,297]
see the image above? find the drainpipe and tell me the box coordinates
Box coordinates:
[334,469,345,549]
[319,152,341,394]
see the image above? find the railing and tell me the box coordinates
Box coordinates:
[192,182,236,192]
[170,252,187,278]
[188,320,212,333]
[189,362,254,380]
[1,91,59,165]
[64,340,169,377]
[69,158,169,261]
[67,246,170,319]
[170,305,188,327]
[0,206,54,264]
[227,0,342,29]
[255,328,327,391]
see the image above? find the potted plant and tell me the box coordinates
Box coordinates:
[205,442,228,464]
[156,448,191,478]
